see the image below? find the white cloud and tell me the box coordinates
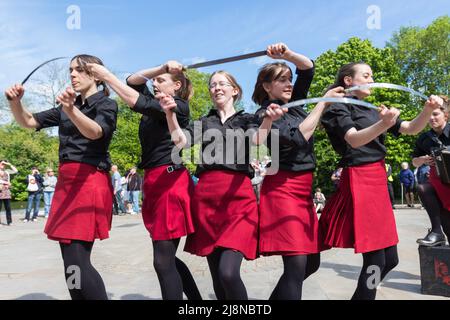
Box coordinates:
[182,57,207,66]
[249,55,272,67]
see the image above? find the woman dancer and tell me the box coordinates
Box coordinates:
[6,54,118,300]
[319,62,443,300]
[161,69,285,300]
[87,60,202,300]
[253,43,344,300]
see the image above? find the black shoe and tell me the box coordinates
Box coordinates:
[417,230,446,247]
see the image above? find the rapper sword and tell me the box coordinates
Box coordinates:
[6,57,68,100]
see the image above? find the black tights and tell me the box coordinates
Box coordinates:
[153,239,202,300]
[417,183,450,239]
[269,253,320,300]
[59,241,108,300]
[207,249,247,300]
[352,245,399,300]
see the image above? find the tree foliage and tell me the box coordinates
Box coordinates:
[387,15,450,96]
[0,124,59,200]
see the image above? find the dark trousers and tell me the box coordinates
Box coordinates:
[113,191,126,214]
[0,199,12,225]
[387,182,395,207]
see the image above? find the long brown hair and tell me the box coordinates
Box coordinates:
[71,54,110,96]
[209,71,243,103]
[327,62,370,92]
[170,71,194,101]
[252,62,292,105]
[439,95,449,115]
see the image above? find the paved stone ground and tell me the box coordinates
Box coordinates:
[0,207,448,300]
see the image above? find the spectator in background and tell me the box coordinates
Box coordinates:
[385,163,395,209]
[43,168,57,219]
[24,167,44,222]
[416,164,430,185]
[111,165,126,215]
[251,159,264,203]
[331,167,343,191]
[121,172,130,213]
[0,160,18,226]
[126,167,142,214]
[262,156,271,169]
[313,188,326,214]
[399,162,415,208]
[415,164,430,210]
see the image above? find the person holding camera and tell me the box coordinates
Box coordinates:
[24,167,44,222]
[413,95,450,247]
[0,160,18,226]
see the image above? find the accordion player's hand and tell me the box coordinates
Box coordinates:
[421,155,435,166]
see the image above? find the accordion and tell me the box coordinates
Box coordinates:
[431,146,450,185]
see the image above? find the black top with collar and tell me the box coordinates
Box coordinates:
[413,123,450,157]
[321,97,403,167]
[255,66,315,172]
[187,108,259,177]
[127,81,190,169]
[33,91,118,171]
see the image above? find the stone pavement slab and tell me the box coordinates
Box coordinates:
[0,208,448,300]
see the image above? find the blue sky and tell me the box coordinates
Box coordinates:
[0,0,449,111]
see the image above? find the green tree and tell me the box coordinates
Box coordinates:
[388,15,450,96]
[109,101,142,171]
[186,69,212,120]
[0,124,59,200]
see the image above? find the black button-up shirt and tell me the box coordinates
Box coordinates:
[255,66,315,172]
[413,123,450,157]
[127,81,190,170]
[321,97,403,167]
[32,91,118,171]
[187,109,259,177]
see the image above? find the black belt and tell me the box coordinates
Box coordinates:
[167,164,184,173]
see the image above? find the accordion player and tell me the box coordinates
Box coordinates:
[431,145,450,185]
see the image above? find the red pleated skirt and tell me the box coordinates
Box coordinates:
[319,160,399,253]
[430,167,450,211]
[184,170,259,260]
[44,162,114,244]
[142,165,195,241]
[259,170,320,256]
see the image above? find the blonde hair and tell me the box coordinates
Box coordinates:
[209,71,243,103]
